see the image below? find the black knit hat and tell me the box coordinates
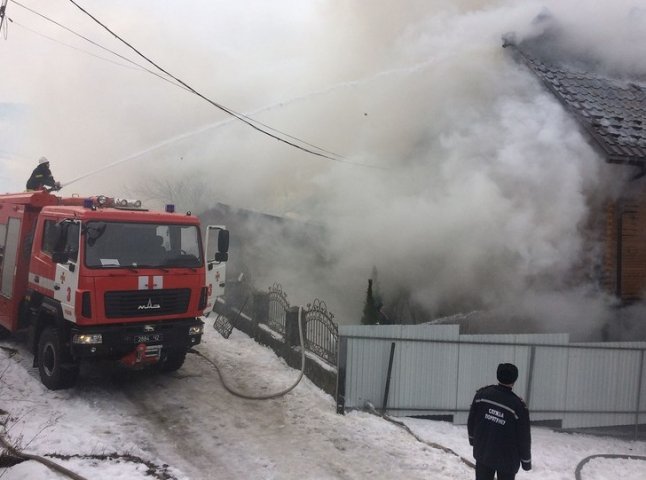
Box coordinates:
[497,363,518,384]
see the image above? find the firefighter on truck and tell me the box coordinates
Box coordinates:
[0,190,229,390]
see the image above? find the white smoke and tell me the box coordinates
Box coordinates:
[3,1,646,335]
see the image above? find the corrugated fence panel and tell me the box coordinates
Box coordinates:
[454,334,525,425]
[340,325,402,410]
[527,340,569,423]
[563,344,644,428]
[388,325,460,417]
[338,326,646,430]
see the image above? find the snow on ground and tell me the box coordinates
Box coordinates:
[0,324,645,480]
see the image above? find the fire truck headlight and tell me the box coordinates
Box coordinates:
[188,325,203,336]
[72,333,103,344]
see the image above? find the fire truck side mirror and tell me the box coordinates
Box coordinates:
[206,226,229,263]
[217,229,230,255]
[213,229,229,262]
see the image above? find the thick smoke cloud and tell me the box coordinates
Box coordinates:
[2,1,646,337]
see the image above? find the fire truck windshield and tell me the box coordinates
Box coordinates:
[84,221,203,269]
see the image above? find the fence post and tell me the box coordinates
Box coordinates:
[336,335,347,414]
[526,346,536,408]
[284,306,302,358]
[635,349,645,440]
[251,291,269,338]
[382,342,396,414]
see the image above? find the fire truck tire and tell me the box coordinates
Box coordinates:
[159,349,187,373]
[0,326,10,340]
[37,327,79,390]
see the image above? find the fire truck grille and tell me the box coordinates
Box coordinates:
[104,289,191,318]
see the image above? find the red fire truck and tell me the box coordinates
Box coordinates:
[0,190,229,390]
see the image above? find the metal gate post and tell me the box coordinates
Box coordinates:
[635,349,645,440]
[336,336,348,414]
[382,342,396,414]
[526,346,536,408]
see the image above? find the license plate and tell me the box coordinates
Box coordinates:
[134,333,163,343]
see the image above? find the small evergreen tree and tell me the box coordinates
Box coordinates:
[371,266,383,309]
[361,279,379,325]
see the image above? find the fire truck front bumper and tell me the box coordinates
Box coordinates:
[69,318,204,359]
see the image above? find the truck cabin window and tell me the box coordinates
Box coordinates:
[84,222,202,269]
[42,219,80,262]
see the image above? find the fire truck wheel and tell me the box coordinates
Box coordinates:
[159,350,187,373]
[0,326,10,340]
[37,327,79,390]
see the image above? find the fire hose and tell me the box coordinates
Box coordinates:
[0,430,177,480]
[364,403,646,478]
[364,401,476,470]
[574,454,646,480]
[191,305,305,400]
[0,432,88,480]
[0,346,86,479]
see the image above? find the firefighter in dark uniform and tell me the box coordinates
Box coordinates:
[26,156,61,191]
[467,363,532,480]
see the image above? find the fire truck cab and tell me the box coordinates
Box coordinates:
[0,190,229,390]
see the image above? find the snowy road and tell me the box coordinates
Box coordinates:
[83,335,470,479]
[1,325,646,480]
[0,326,472,480]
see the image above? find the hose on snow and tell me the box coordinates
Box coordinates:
[363,403,646,479]
[364,404,646,478]
[191,305,306,400]
[574,453,646,480]
[363,401,476,469]
[0,431,89,480]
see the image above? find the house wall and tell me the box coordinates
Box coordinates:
[603,201,618,295]
[603,195,646,301]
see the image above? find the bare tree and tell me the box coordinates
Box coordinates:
[127,170,217,214]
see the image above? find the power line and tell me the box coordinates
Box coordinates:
[10,19,140,70]
[66,0,351,164]
[9,0,190,91]
[8,1,376,168]
[11,0,350,163]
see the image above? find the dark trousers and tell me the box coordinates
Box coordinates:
[475,463,516,480]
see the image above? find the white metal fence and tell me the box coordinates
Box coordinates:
[336,325,646,430]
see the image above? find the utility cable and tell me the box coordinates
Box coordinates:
[13,0,355,165]
[9,1,381,171]
[9,18,141,71]
[10,0,190,92]
[190,306,305,400]
[67,0,349,164]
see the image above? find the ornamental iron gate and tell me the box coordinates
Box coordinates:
[267,282,289,336]
[304,299,338,366]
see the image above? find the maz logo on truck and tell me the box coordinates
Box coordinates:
[138,298,161,310]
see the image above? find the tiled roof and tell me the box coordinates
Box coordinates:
[507,44,646,167]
